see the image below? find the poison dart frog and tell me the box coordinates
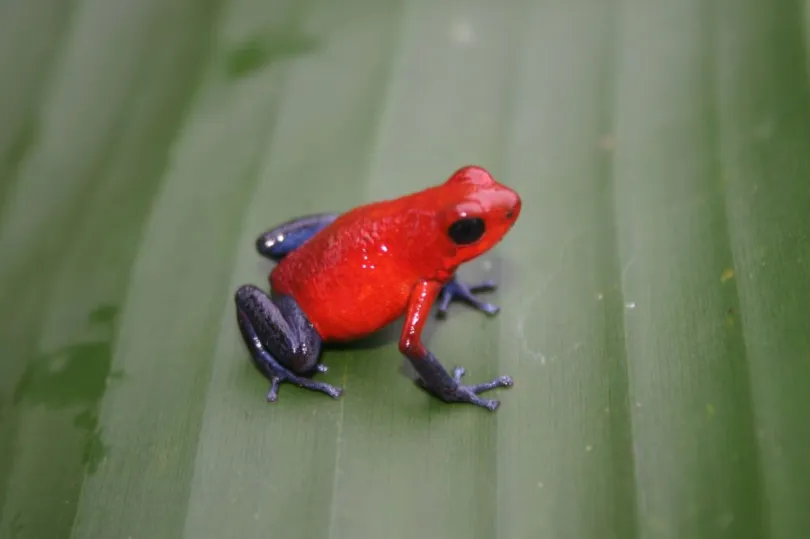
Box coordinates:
[234,165,521,411]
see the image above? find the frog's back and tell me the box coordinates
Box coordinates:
[270,196,445,342]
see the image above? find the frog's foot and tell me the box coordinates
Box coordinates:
[415,366,513,411]
[263,359,343,402]
[436,277,499,318]
[252,348,342,402]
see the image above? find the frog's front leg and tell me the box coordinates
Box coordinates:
[255,213,338,262]
[234,284,343,402]
[436,275,500,318]
[401,280,513,411]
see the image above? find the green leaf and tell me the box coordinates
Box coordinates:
[2,0,810,538]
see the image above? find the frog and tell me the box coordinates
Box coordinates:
[234,165,521,411]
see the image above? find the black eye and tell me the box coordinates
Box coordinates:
[448,217,486,245]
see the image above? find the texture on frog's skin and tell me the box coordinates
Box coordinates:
[234,165,522,410]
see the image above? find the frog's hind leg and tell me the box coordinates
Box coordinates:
[255,213,339,261]
[234,284,343,402]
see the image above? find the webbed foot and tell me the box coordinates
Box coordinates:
[255,350,342,402]
[436,277,499,318]
[416,366,513,411]
[263,362,344,402]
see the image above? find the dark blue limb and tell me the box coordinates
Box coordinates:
[234,284,343,402]
[412,358,514,412]
[255,213,339,261]
[436,276,499,318]
[400,281,513,411]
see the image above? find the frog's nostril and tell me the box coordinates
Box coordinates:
[506,201,520,220]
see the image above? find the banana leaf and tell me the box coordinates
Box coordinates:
[1,0,809,538]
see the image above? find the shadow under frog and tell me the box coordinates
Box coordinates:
[12,304,123,474]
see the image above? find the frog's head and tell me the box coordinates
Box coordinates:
[436,165,522,269]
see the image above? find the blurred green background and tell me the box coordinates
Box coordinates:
[2,0,810,538]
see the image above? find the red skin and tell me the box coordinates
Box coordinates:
[270,166,522,347]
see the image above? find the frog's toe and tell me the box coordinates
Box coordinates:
[467,279,498,292]
[266,377,282,402]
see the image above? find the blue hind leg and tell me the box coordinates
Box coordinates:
[255,213,339,261]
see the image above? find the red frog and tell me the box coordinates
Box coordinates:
[235,165,521,411]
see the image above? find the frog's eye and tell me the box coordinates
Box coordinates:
[448,217,486,245]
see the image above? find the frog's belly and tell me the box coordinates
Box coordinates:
[294,279,413,342]
[270,259,416,342]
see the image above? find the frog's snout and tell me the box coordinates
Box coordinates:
[503,192,522,226]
